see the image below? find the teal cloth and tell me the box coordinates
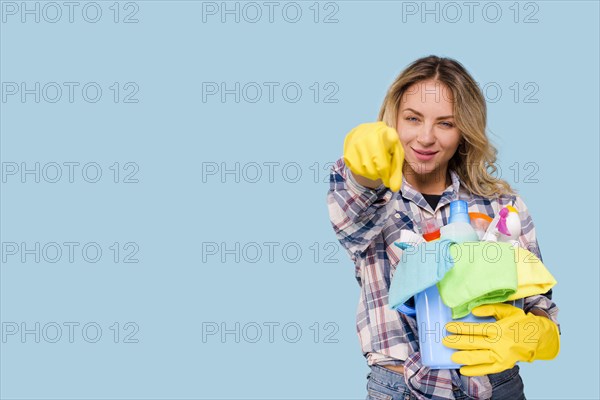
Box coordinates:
[437,241,518,318]
[388,239,455,310]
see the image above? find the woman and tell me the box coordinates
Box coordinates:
[326,55,560,400]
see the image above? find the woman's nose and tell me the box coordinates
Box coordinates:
[416,125,436,145]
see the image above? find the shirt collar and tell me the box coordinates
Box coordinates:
[399,169,462,214]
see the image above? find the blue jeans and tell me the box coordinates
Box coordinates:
[366,364,526,400]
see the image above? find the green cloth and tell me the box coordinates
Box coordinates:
[437,241,518,318]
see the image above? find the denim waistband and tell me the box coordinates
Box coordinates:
[369,364,405,380]
[367,364,408,393]
[486,364,520,386]
[369,363,521,392]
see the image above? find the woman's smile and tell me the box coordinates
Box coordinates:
[412,147,439,161]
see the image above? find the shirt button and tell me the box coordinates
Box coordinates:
[395,213,401,219]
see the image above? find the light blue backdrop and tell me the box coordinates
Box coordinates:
[1,1,598,399]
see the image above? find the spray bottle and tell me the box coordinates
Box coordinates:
[482,205,521,247]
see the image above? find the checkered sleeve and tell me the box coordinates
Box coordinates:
[326,157,395,263]
[513,194,561,333]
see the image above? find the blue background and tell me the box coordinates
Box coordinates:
[1,1,598,399]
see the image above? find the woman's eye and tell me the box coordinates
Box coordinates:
[405,117,453,127]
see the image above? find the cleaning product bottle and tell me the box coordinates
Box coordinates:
[422,216,441,242]
[468,212,493,240]
[396,217,440,318]
[482,205,521,247]
[415,200,495,369]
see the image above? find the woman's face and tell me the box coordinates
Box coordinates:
[396,80,462,186]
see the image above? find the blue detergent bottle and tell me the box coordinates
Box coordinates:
[415,200,495,369]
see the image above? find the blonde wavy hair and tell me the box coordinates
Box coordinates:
[378,55,516,198]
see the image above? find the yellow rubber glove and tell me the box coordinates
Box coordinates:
[343,121,405,192]
[442,303,560,376]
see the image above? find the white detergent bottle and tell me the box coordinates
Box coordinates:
[415,200,494,369]
[482,205,522,247]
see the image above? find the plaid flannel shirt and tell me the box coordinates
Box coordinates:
[326,156,560,399]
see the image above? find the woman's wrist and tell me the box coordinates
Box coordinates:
[351,171,383,189]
